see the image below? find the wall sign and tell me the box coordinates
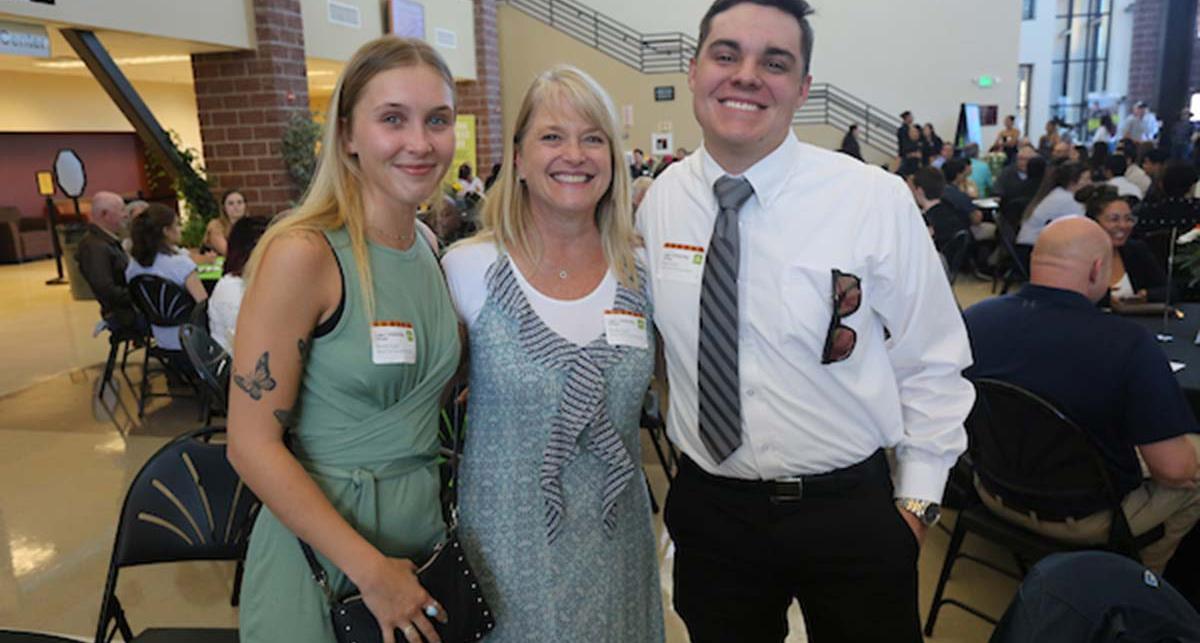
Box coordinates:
[389,0,425,38]
[0,20,50,58]
[654,86,675,102]
[328,1,362,29]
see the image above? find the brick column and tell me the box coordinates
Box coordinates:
[191,0,310,217]
[1128,0,1165,108]
[456,0,504,173]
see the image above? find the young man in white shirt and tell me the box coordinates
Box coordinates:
[636,1,974,641]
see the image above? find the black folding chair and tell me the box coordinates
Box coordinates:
[991,215,1029,295]
[96,325,142,436]
[924,379,1165,636]
[180,323,231,427]
[943,229,973,284]
[94,427,260,643]
[129,275,197,418]
[0,631,81,642]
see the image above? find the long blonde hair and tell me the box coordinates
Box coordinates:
[471,65,639,289]
[245,36,455,320]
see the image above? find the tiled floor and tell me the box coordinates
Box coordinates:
[0,260,1014,641]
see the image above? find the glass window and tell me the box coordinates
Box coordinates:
[1024,0,1036,20]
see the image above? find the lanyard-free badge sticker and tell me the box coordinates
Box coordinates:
[661,243,705,284]
[604,309,649,349]
[371,321,417,365]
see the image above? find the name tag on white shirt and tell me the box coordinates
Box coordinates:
[660,243,705,284]
[604,309,649,349]
[370,321,416,365]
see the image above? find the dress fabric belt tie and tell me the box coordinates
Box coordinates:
[302,455,435,544]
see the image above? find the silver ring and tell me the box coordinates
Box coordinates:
[401,624,417,636]
[424,604,440,619]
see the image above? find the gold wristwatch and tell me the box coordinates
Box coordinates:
[896,497,941,527]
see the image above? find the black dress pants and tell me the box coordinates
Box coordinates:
[664,454,922,643]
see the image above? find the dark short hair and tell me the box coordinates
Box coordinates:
[1075,183,1123,219]
[1104,154,1127,177]
[1163,160,1199,199]
[697,0,815,74]
[633,148,644,155]
[900,110,912,120]
[1144,149,1169,165]
[913,167,946,200]
[942,159,968,183]
[223,216,271,277]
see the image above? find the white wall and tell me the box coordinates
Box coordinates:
[567,0,1022,146]
[1019,0,1057,137]
[0,70,203,163]
[302,0,476,79]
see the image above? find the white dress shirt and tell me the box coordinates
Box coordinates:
[1107,176,1145,199]
[1017,187,1084,246]
[208,274,245,354]
[636,133,973,503]
[1126,164,1152,195]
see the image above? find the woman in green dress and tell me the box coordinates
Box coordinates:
[228,37,460,643]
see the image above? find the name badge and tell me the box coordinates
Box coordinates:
[604,309,649,349]
[370,321,416,365]
[661,242,705,284]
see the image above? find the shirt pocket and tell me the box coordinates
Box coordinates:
[778,262,866,360]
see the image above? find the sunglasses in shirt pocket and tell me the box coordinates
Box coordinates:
[778,262,865,362]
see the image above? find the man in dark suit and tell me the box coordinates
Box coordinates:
[76,191,140,333]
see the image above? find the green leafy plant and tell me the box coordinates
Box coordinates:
[145,131,218,248]
[283,111,322,198]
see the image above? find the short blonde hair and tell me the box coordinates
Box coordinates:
[245,36,455,319]
[472,65,638,289]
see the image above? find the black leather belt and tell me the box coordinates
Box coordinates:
[679,450,888,503]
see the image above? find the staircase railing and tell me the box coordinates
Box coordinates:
[507,0,696,73]
[795,84,900,157]
[505,0,899,156]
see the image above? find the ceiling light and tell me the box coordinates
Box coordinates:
[34,54,191,69]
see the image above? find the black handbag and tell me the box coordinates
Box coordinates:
[297,418,495,643]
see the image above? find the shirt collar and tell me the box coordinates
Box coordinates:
[90,223,121,244]
[697,131,800,210]
[1017,284,1097,311]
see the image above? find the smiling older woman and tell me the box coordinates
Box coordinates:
[439,65,663,642]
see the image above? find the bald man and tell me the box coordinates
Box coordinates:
[76,191,140,333]
[963,216,1200,573]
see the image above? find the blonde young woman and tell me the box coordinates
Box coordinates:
[228,37,460,643]
[440,65,663,642]
[205,189,248,255]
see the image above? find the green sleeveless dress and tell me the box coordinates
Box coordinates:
[239,228,461,643]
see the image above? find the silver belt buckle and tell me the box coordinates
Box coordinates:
[770,476,804,503]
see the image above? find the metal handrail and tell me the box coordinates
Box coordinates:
[505,0,899,156]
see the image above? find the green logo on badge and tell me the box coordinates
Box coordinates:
[692,254,703,265]
[406,330,414,341]
[637,319,646,330]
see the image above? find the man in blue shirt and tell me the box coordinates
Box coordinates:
[963,216,1200,573]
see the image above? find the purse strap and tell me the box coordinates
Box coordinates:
[297,395,468,601]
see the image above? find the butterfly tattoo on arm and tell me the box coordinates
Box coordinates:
[234,352,277,401]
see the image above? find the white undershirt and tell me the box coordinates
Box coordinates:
[1110,271,1135,300]
[440,241,617,346]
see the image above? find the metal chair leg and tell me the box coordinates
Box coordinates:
[644,469,659,514]
[925,513,968,637]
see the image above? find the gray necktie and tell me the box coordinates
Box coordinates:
[697,175,754,464]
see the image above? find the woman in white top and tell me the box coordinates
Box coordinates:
[1016,161,1091,246]
[439,65,663,642]
[125,203,209,351]
[208,215,270,353]
[456,163,486,197]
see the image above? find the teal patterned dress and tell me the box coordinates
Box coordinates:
[457,256,664,642]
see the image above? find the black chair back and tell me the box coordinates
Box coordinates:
[999,196,1031,229]
[968,379,1138,554]
[180,324,231,411]
[994,215,1030,280]
[943,229,972,283]
[189,298,210,330]
[95,427,259,642]
[129,274,195,328]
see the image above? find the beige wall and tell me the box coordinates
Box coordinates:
[303,0,476,79]
[499,6,701,161]
[0,0,253,50]
[523,0,1021,147]
[0,70,203,165]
